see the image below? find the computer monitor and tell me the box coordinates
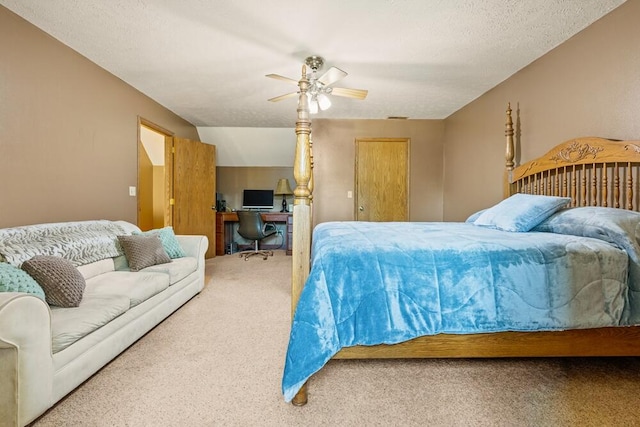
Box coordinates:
[241,189,274,210]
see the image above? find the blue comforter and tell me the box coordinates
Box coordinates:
[282,220,631,401]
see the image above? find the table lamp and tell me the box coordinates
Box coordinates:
[275,178,293,212]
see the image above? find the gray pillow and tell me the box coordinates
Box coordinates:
[133,226,186,259]
[21,256,86,307]
[117,234,171,272]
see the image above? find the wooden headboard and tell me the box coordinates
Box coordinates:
[503,104,640,211]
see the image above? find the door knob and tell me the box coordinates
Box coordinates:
[359,206,364,211]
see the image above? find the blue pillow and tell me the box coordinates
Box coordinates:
[0,262,46,300]
[465,209,487,223]
[532,206,640,324]
[133,226,185,259]
[473,193,571,232]
[532,206,640,256]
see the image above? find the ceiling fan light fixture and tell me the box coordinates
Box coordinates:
[317,93,331,110]
[308,95,319,114]
[267,56,368,106]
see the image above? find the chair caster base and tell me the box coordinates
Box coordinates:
[238,249,274,261]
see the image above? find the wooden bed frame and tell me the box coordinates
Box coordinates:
[289,67,640,405]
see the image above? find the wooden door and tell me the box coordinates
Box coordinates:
[172,137,217,259]
[355,138,409,221]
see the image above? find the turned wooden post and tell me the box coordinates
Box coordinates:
[504,103,515,197]
[291,65,313,406]
[627,162,634,210]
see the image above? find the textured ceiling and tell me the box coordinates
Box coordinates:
[1,0,626,128]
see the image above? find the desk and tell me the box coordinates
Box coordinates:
[216,212,293,256]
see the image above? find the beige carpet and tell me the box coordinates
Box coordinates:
[33,251,640,426]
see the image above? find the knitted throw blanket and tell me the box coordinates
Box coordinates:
[0,220,126,267]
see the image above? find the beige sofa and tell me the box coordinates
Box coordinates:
[0,221,208,426]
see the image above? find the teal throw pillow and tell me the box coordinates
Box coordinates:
[134,226,186,259]
[0,262,46,300]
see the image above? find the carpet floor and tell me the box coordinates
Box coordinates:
[32,251,640,426]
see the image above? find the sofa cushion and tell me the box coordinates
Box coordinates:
[117,235,171,272]
[0,262,46,300]
[21,256,86,307]
[50,293,130,353]
[85,271,170,307]
[142,256,198,285]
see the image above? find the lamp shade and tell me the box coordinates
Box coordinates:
[275,178,293,195]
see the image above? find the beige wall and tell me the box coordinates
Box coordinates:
[312,119,444,226]
[0,6,200,228]
[443,0,640,221]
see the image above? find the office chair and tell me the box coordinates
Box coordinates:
[236,210,278,260]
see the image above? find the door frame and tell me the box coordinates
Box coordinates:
[137,117,174,229]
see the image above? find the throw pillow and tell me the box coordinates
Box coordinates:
[133,226,185,259]
[465,209,487,223]
[473,193,571,232]
[21,256,86,307]
[0,262,46,300]
[117,234,171,272]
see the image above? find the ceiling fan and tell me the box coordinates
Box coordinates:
[266,56,368,114]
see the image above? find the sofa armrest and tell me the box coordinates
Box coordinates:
[176,235,208,262]
[0,293,53,426]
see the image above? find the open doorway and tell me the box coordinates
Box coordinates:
[138,119,217,258]
[138,119,173,231]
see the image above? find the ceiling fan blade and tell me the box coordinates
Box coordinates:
[330,87,368,100]
[318,66,348,86]
[268,92,299,102]
[266,74,298,85]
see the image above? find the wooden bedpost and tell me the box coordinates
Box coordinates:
[291,65,313,406]
[504,103,515,197]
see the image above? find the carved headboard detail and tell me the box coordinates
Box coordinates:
[503,105,640,211]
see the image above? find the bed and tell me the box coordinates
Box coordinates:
[285,68,640,405]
